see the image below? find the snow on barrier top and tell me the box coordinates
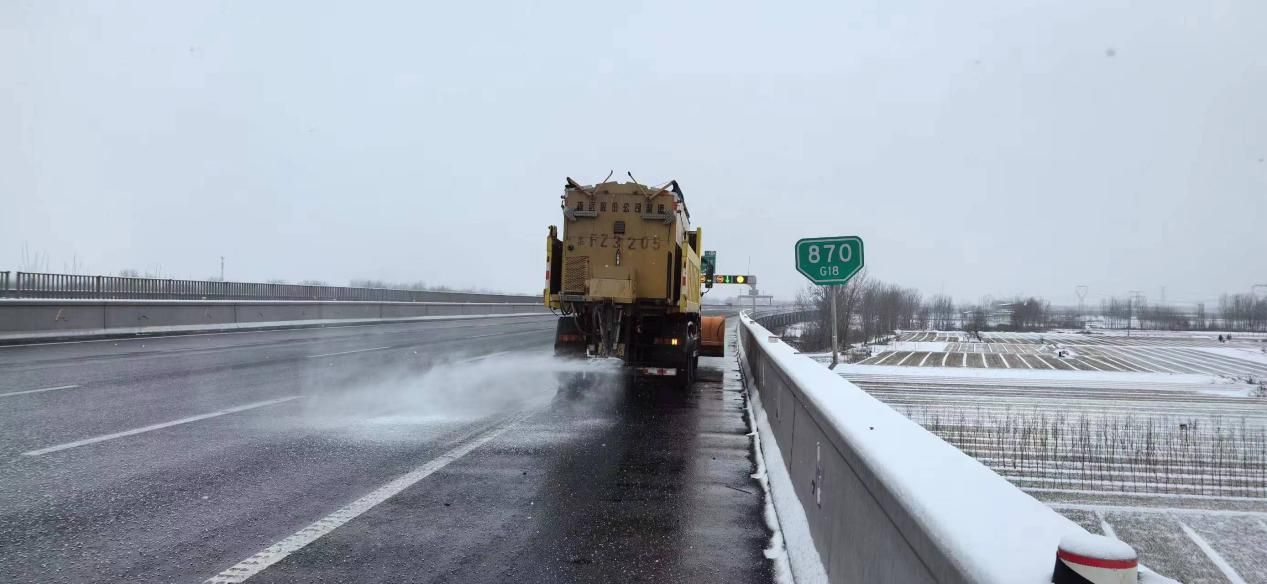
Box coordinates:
[737,313,1174,584]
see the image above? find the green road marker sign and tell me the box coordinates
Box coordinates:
[795,236,864,285]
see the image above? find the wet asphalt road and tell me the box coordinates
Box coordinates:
[0,314,773,583]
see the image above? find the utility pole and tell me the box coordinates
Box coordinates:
[1075,285,1088,329]
[220,256,225,281]
[1127,290,1142,336]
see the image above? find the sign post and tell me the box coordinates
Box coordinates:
[830,285,838,367]
[795,236,865,368]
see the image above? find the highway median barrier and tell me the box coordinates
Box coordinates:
[0,299,550,344]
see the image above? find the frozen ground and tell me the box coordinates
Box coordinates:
[855,330,1267,382]
[822,331,1267,583]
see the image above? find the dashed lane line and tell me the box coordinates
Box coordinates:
[456,351,510,364]
[204,415,524,583]
[305,346,392,358]
[21,396,302,456]
[0,384,80,398]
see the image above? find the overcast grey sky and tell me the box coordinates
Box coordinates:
[3,1,1264,305]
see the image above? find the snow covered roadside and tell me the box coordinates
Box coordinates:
[1194,346,1267,367]
[857,340,949,353]
[738,316,1180,583]
[733,342,827,584]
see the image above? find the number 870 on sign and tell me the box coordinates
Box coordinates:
[794,236,865,285]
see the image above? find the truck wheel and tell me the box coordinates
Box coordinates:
[676,359,693,389]
[676,340,697,390]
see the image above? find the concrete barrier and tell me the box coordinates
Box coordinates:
[0,299,550,343]
[735,314,1173,584]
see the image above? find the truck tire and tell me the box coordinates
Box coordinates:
[676,329,698,390]
[676,355,695,389]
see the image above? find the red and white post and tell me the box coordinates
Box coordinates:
[1053,533,1138,584]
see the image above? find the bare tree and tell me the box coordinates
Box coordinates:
[19,243,50,272]
[1006,296,1051,331]
[927,294,957,330]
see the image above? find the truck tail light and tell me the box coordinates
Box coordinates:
[558,334,582,343]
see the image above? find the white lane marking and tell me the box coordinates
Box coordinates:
[1179,521,1247,584]
[1095,510,1118,539]
[204,417,522,583]
[21,396,301,456]
[940,352,949,367]
[457,350,510,364]
[0,384,80,398]
[305,346,391,358]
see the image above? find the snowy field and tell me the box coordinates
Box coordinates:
[858,330,1267,381]
[812,330,1267,583]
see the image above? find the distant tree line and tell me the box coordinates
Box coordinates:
[791,280,1267,352]
[794,271,924,351]
[1099,293,1266,332]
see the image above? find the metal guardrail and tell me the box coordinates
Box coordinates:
[0,271,537,303]
[750,308,814,329]
[0,298,549,342]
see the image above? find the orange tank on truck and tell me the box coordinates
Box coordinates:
[544,176,725,388]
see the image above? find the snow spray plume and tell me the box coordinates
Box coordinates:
[297,351,625,434]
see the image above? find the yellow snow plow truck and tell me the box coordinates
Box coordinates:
[544,176,726,387]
